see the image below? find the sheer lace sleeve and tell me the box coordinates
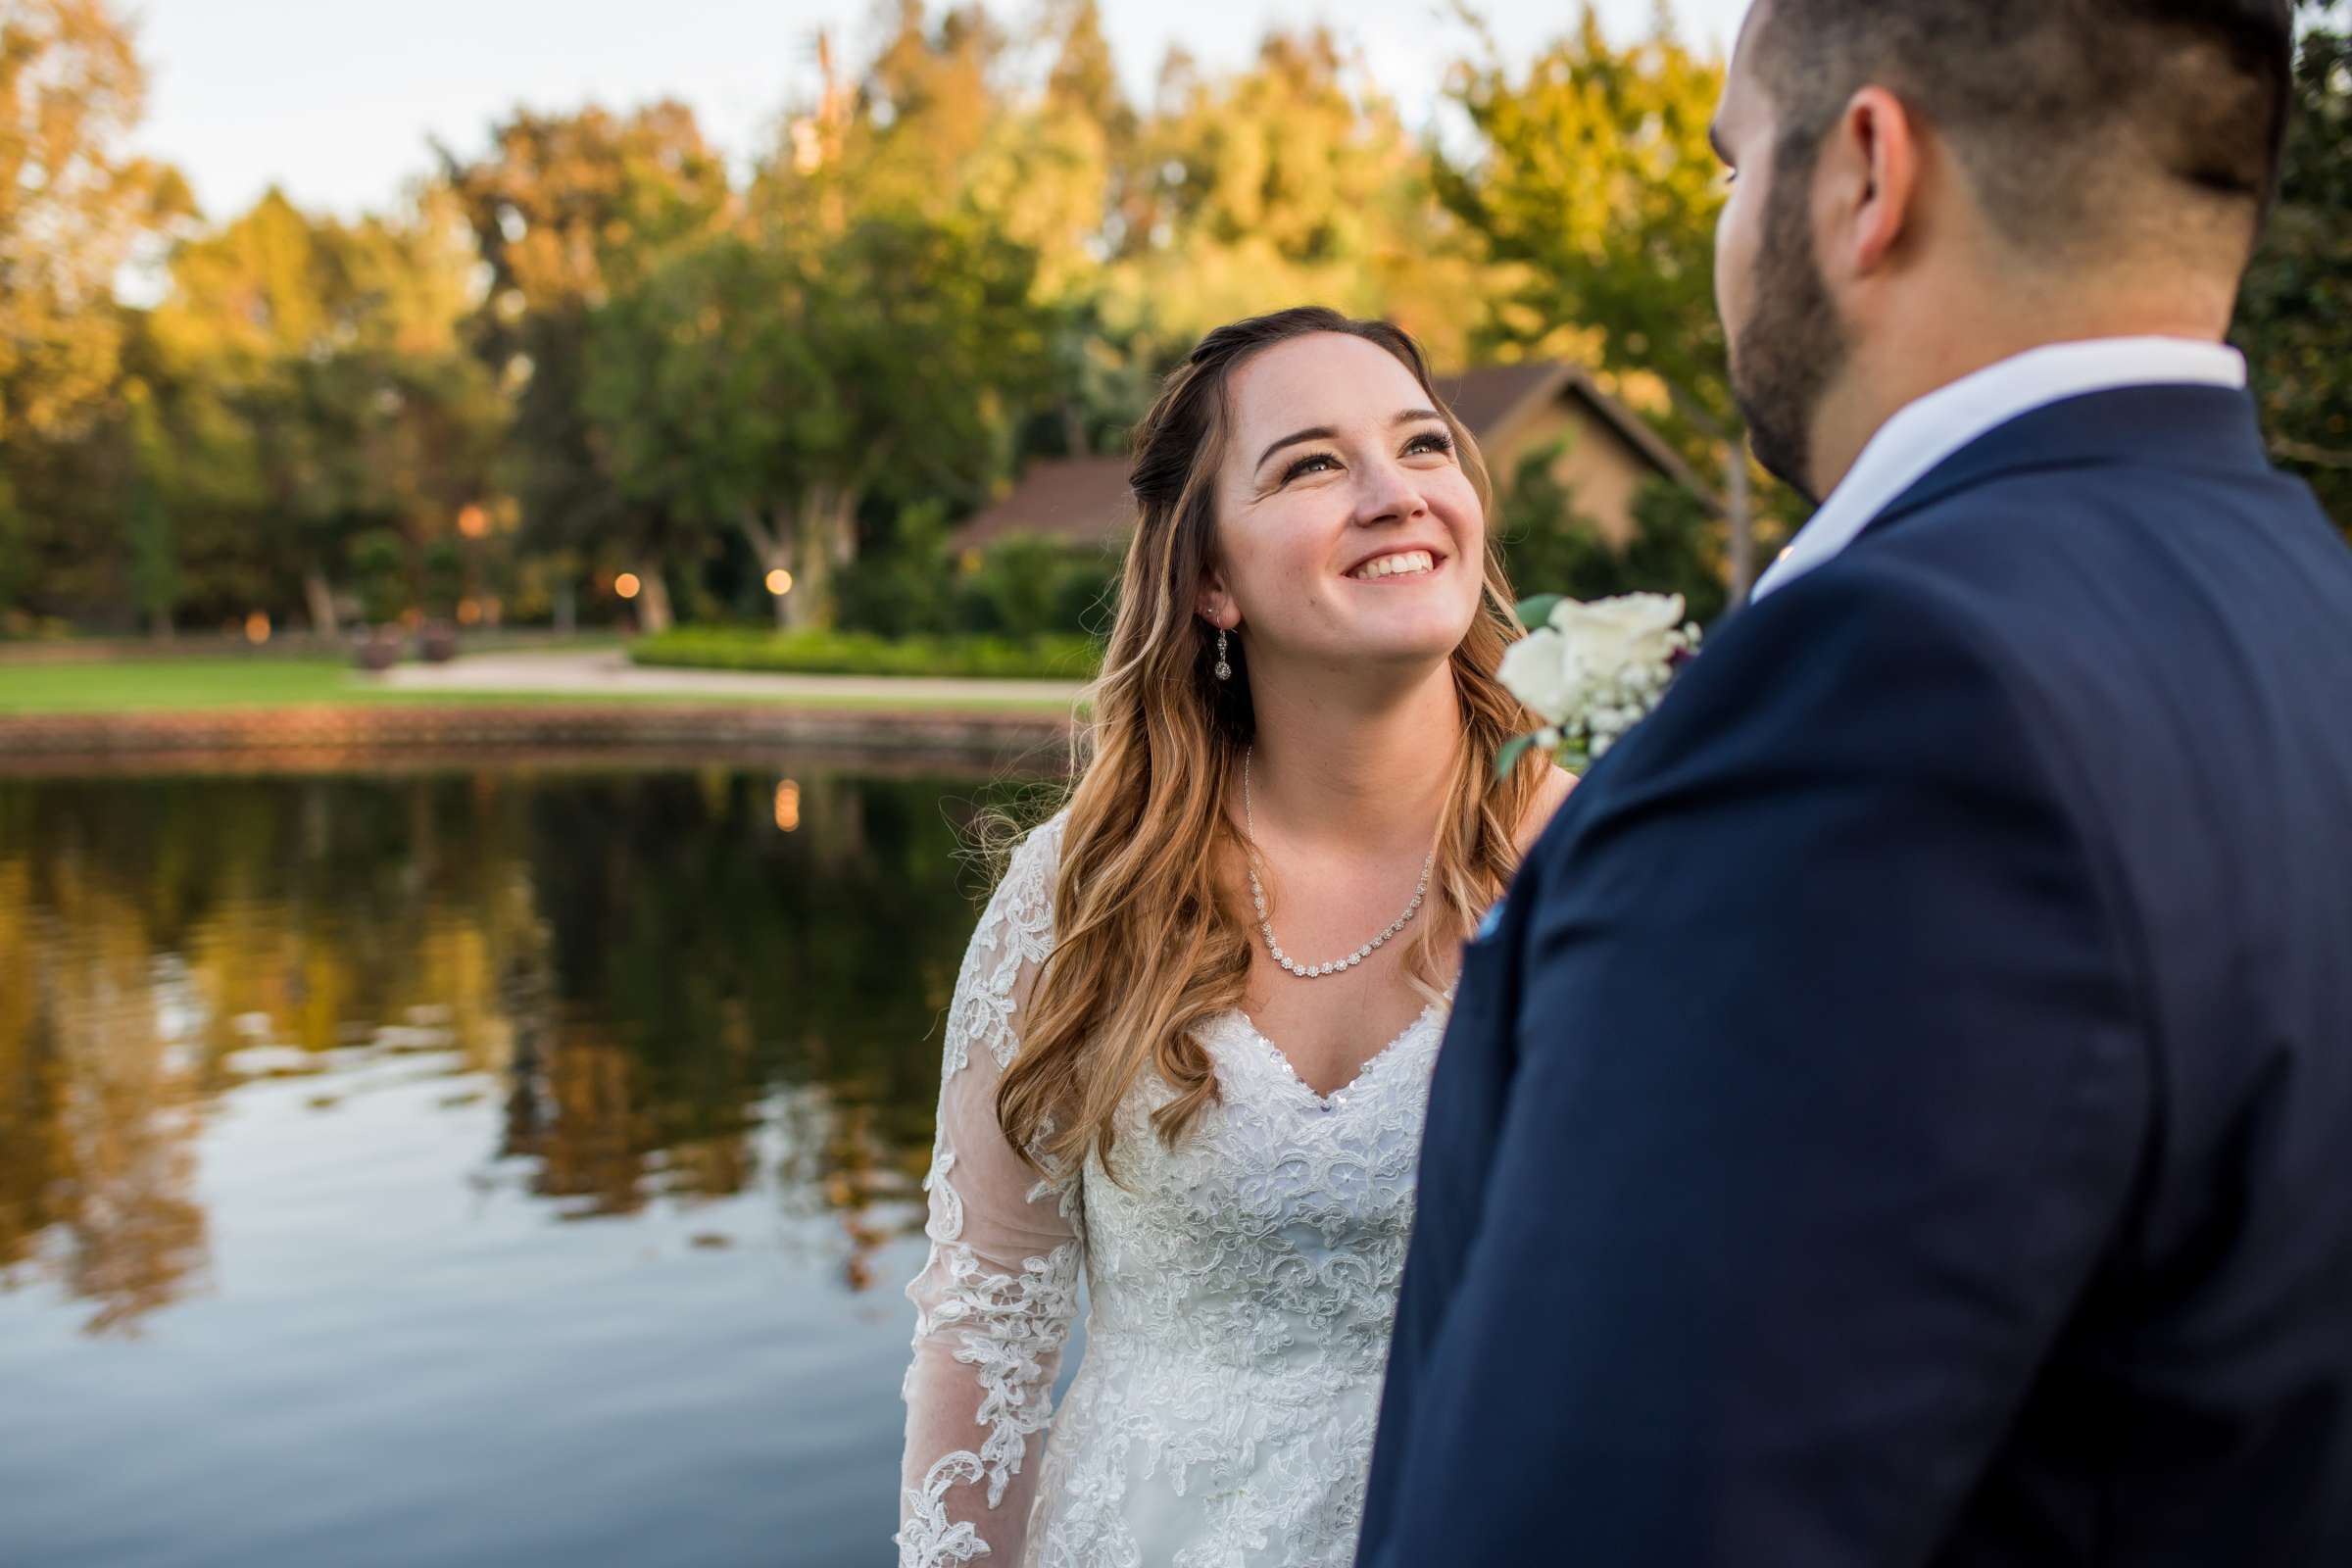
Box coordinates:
[897,811,1083,1566]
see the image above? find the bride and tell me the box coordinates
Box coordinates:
[897,306,1574,1566]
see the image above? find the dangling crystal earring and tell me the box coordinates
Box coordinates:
[1214,625,1233,681]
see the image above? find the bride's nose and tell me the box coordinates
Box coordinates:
[1350,455,1429,528]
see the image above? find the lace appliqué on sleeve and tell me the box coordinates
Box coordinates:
[897,813,1083,1567]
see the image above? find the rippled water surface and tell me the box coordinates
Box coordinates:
[0,761,1047,1566]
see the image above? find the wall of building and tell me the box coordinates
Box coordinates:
[1483,399,1654,549]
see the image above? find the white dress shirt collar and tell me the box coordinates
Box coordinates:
[1748,336,2247,603]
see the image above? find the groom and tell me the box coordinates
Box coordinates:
[1361,1,2352,1563]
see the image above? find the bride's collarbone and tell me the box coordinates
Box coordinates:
[1236,956,1445,1100]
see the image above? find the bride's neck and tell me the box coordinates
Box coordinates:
[1243,663,1459,853]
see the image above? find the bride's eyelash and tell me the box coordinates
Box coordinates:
[1279,430,1453,485]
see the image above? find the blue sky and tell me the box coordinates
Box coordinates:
[124,0,1754,221]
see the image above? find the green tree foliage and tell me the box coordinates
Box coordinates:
[583,214,1053,628]
[438,103,732,630]
[1495,444,1729,626]
[1438,8,1727,426]
[1434,7,1788,597]
[2238,9,2352,534]
[0,0,1952,636]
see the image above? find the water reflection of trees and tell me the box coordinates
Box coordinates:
[0,763,1028,1330]
[0,854,209,1334]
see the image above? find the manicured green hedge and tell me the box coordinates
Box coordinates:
[628,627,1102,680]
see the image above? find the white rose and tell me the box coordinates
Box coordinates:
[1497,625,1583,724]
[1547,593,1688,676]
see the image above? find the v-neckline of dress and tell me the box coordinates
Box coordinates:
[1227,990,1452,1108]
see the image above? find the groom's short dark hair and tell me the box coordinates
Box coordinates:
[1750,0,2296,260]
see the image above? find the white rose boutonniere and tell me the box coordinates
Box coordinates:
[1496,591,1702,775]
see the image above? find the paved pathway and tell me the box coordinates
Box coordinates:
[372,648,1087,707]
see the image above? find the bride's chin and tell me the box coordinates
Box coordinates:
[1333,628,1469,671]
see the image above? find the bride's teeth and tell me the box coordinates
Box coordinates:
[1353,551,1433,581]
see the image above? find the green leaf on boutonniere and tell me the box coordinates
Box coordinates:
[1494,733,1538,781]
[1513,594,1562,629]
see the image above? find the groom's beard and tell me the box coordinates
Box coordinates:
[1731,153,1847,506]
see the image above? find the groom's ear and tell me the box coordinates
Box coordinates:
[1822,85,1922,280]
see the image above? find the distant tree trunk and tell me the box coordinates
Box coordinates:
[738,510,796,630]
[1724,441,1754,611]
[783,484,857,630]
[303,567,341,638]
[633,565,674,633]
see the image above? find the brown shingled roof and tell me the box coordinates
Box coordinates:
[951,456,1135,554]
[1432,362,1566,436]
[1436,362,1716,506]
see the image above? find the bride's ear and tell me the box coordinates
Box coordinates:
[1194,568,1237,631]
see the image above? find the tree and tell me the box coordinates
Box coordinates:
[1097,28,1493,370]
[1438,6,1789,599]
[0,0,190,614]
[140,188,505,631]
[439,104,732,631]
[1494,443,1729,625]
[584,214,1053,628]
[2238,8,2352,535]
[1440,10,1726,418]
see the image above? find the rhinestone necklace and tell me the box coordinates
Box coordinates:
[1243,746,1434,980]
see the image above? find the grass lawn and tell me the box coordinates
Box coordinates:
[0,658,1080,716]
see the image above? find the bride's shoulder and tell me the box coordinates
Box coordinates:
[1511,763,1579,859]
[993,804,1073,904]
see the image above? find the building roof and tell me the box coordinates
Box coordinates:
[950,456,1136,555]
[1434,362,1717,506]
[951,360,1714,554]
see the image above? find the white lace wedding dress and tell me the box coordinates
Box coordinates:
[897,809,1448,1567]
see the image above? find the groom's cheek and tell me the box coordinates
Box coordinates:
[1717,187,1760,354]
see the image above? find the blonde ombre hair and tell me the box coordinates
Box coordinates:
[994,307,1545,1179]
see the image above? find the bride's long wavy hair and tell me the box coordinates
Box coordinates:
[993,306,1545,1180]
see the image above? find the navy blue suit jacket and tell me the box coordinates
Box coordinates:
[1358,385,2352,1565]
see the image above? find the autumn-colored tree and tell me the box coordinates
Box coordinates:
[0,0,190,615]
[1098,27,1491,371]
[1437,6,1792,599]
[140,187,505,631]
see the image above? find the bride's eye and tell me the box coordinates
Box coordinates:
[1403,430,1454,459]
[1280,452,1341,483]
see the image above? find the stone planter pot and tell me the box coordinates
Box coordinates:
[354,631,404,671]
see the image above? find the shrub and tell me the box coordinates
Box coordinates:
[629,627,1102,680]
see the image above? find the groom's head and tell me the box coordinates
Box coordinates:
[1714,0,2296,500]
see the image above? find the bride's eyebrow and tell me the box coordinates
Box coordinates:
[1254,410,1446,472]
[1255,425,1337,471]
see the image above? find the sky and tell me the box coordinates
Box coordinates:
[123,0,1756,222]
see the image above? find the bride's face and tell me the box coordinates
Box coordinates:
[1202,332,1486,676]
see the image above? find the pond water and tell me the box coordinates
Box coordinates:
[0,759,1059,1567]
